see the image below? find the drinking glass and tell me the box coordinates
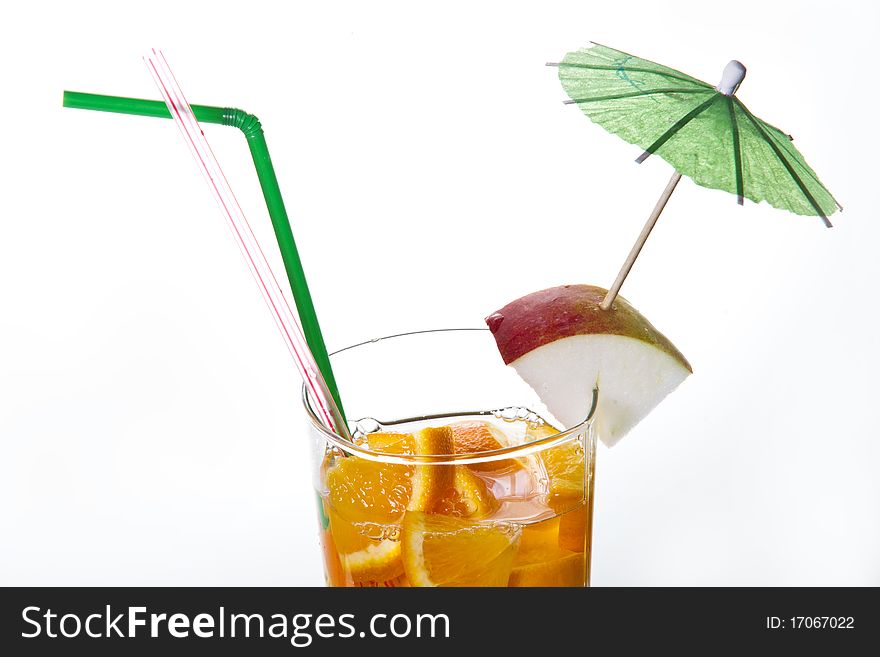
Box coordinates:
[304,329,598,587]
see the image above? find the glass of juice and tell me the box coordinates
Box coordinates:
[304,329,598,587]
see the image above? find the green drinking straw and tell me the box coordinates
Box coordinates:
[63,90,347,425]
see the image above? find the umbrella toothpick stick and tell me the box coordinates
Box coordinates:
[556,45,840,312]
[600,170,682,311]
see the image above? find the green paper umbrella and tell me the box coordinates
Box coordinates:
[551,43,841,309]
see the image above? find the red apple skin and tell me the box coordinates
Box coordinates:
[485,284,692,372]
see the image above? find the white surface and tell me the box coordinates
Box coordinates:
[1,0,878,586]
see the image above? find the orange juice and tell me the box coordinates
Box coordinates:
[315,414,595,587]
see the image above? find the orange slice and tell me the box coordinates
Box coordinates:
[341,539,405,584]
[324,428,457,585]
[365,431,415,455]
[542,440,586,511]
[354,575,409,588]
[325,448,411,527]
[367,426,497,518]
[324,431,413,585]
[401,511,520,587]
[514,515,564,566]
[430,467,499,518]
[447,421,519,472]
[407,426,455,510]
[527,422,587,513]
[509,514,585,586]
[508,553,585,587]
[326,506,404,585]
[326,427,455,527]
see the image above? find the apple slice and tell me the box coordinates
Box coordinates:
[485,285,691,446]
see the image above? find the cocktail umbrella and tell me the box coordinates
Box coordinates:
[550,43,841,310]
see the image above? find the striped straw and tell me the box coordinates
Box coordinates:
[143,48,350,439]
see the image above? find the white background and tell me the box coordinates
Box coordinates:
[2,0,878,586]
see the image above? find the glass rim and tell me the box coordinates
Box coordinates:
[302,328,599,465]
